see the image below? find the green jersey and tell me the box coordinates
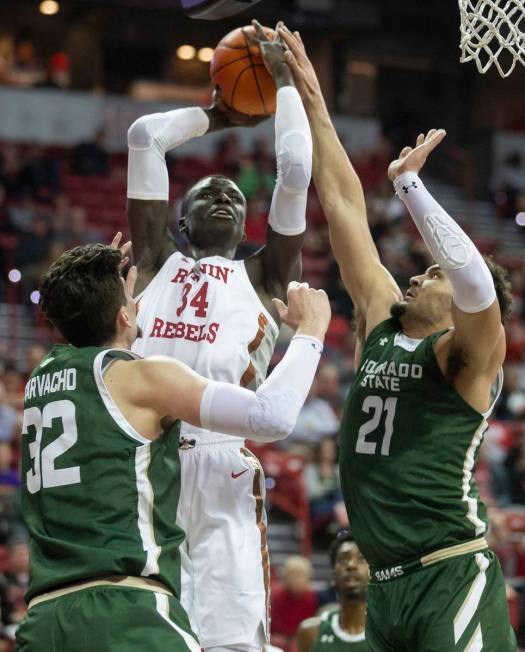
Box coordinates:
[311,609,368,652]
[21,344,184,602]
[340,319,501,571]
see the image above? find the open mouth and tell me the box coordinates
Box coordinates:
[404,290,417,301]
[210,208,234,220]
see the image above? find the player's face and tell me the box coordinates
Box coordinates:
[183,177,246,251]
[391,264,453,326]
[333,541,369,599]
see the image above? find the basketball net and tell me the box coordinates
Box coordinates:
[458,0,525,77]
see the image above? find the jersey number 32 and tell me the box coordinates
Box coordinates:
[22,399,81,494]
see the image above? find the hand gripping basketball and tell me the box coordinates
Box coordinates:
[210,22,278,115]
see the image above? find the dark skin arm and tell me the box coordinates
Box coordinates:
[244,20,306,311]
[127,93,267,297]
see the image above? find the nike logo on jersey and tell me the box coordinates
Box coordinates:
[231,470,249,479]
[379,337,388,346]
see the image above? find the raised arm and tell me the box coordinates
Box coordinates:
[388,130,506,409]
[280,26,402,336]
[127,97,266,295]
[127,107,209,294]
[244,21,312,299]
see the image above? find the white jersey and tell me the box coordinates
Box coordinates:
[133,251,279,444]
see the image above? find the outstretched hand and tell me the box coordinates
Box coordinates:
[278,24,322,105]
[387,129,446,182]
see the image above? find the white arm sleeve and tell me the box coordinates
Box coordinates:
[127,107,209,201]
[268,86,312,236]
[393,171,496,314]
[199,335,323,442]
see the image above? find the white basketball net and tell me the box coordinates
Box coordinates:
[458,0,525,77]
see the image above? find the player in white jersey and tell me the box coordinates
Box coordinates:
[126,22,312,652]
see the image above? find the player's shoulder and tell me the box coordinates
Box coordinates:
[364,317,399,349]
[297,616,322,650]
[297,616,322,635]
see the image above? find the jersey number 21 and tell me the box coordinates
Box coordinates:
[356,396,398,456]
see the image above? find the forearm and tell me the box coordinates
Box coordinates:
[307,95,366,215]
[127,107,209,200]
[200,335,323,442]
[268,86,312,236]
[394,171,496,313]
[272,61,295,89]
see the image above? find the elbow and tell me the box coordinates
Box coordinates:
[277,132,313,192]
[127,116,153,149]
[248,394,297,442]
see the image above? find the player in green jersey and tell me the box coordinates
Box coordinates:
[281,26,516,652]
[16,243,331,652]
[297,530,369,652]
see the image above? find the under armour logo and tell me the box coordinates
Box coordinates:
[380,337,388,346]
[402,181,418,193]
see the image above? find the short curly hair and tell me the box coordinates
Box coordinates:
[484,255,513,325]
[329,530,356,568]
[39,244,125,347]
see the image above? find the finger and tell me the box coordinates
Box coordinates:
[125,265,137,297]
[399,146,412,158]
[279,28,305,58]
[416,133,425,146]
[426,129,446,150]
[251,19,267,42]
[242,28,258,47]
[274,21,286,46]
[119,256,130,271]
[120,240,132,257]
[111,232,122,249]
[294,30,304,45]
[284,49,301,75]
[281,29,305,57]
[426,128,437,141]
[272,297,288,320]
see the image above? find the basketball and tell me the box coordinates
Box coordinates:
[210,25,277,116]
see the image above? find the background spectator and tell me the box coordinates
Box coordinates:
[271,556,318,648]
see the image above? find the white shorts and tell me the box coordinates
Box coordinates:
[177,440,270,649]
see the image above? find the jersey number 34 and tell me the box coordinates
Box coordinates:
[356,396,398,456]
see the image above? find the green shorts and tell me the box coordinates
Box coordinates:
[15,586,200,652]
[366,550,517,651]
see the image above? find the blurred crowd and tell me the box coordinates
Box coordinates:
[2,131,525,646]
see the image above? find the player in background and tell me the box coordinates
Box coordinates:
[281,27,516,651]
[297,531,369,652]
[126,19,312,652]
[16,243,330,651]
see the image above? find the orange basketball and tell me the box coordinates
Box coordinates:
[210,25,276,116]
